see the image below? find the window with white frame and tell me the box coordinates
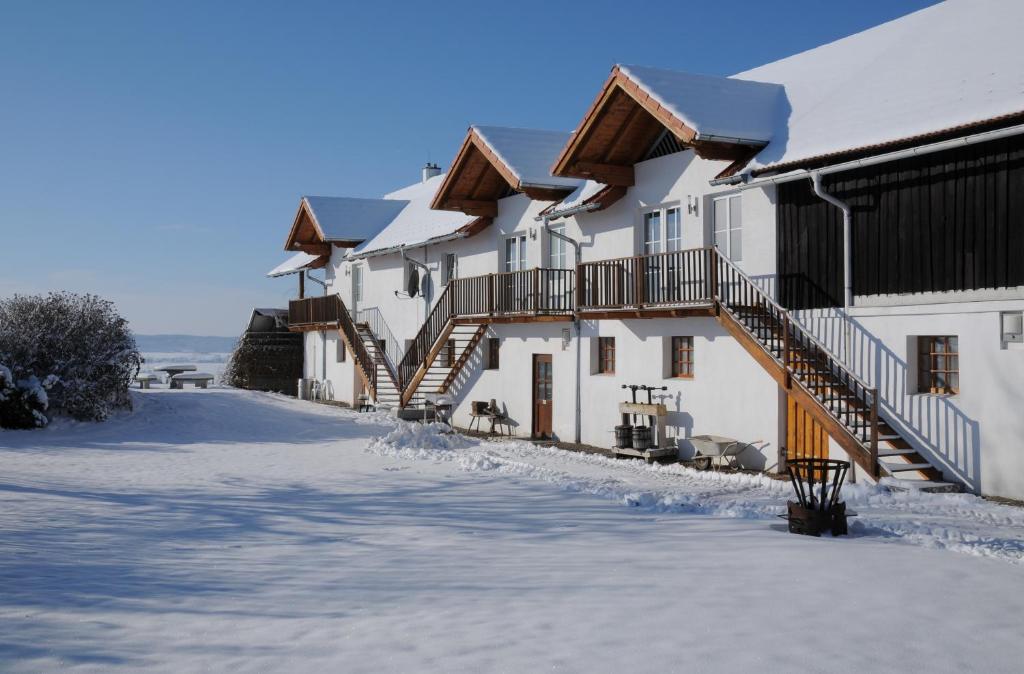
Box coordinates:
[666,207,681,252]
[643,211,662,255]
[443,253,457,285]
[713,195,742,262]
[641,206,683,254]
[548,225,568,269]
[505,234,527,272]
[351,264,363,305]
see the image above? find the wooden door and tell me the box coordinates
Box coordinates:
[532,354,553,439]
[786,395,829,463]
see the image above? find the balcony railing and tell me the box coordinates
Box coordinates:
[288,295,342,327]
[450,268,575,317]
[576,247,712,311]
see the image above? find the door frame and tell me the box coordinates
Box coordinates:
[532,354,553,439]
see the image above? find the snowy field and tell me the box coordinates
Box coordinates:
[1,389,1023,672]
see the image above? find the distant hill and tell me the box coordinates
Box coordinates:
[134,334,238,353]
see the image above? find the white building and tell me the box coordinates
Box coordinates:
[270,0,1024,500]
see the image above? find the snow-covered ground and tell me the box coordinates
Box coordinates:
[1,389,1022,672]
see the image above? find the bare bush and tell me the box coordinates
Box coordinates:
[0,292,141,427]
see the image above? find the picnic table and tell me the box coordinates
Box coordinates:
[154,365,197,385]
[135,373,158,389]
[169,372,215,389]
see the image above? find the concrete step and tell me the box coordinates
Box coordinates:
[881,461,935,473]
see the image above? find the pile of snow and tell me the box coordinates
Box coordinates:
[366,418,1024,563]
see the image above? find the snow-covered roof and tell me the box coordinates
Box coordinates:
[617,65,783,145]
[737,0,1024,172]
[472,126,581,189]
[266,252,321,278]
[545,180,607,214]
[352,174,476,256]
[302,196,409,243]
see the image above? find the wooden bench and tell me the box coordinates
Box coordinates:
[170,372,215,389]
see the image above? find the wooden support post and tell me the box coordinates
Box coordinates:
[486,274,494,315]
[635,257,646,308]
[533,268,540,312]
[298,272,305,299]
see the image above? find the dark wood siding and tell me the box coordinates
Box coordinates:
[777,134,1024,310]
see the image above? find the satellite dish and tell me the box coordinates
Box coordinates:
[407,266,420,297]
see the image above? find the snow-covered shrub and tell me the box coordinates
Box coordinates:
[0,366,54,428]
[0,292,141,426]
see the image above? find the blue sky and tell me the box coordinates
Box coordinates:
[0,0,937,336]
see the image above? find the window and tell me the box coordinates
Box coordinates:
[445,339,457,368]
[666,207,681,252]
[917,336,959,394]
[548,225,568,269]
[713,195,742,261]
[597,337,615,374]
[643,211,662,255]
[443,253,457,285]
[505,235,527,272]
[670,336,694,378]
[336,337,346,363]
[487,337,500,369]
[352,265,363,305]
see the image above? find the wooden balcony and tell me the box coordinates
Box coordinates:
[448,268,574,322]
[288,295,342,330]
[576,247,715,318]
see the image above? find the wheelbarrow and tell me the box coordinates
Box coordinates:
[688,435,750,471]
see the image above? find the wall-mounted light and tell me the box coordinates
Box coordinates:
[687,195,698,216]
[529,227,538,240]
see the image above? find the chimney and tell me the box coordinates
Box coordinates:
[421,162,441,183]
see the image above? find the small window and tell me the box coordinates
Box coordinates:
[505,235,527,272]
[713,195,742,261]
[671,336,694,378]
[336,338,346,363]
[917,336,959,394]
[643,211,662,255]
[597,337,615,374]
[487,337,500,369]
[352,264,363,303]
[443,253,457,285]
[666,207,681,252]
[445,339,457,368]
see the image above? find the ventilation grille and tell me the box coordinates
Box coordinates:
[645,130,686,160]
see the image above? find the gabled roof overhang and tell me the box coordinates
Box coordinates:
[552,65,777,185]
[432,127,577,216]
[284,198,351,253]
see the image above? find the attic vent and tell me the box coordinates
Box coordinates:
[644,130,686,160]
[497,183,520,199]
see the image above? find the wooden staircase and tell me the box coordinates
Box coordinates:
[709,250,955,487]
[354,323,402,407]
[438,325,487,394]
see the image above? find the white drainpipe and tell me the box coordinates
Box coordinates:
[809,173,853,364]
[304,270,329,381]
[536,202,599,444]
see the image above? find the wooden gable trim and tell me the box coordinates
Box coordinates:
[553,65,764,181]
[433,127,573,215]
[284,199,325,251]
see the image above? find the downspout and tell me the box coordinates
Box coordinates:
[810,172,853,364]
[536,202,598,445]
[304,269,329,382]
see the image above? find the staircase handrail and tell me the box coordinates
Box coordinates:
[355,307,403,383]
[332,294,378,396]
[711,248,875,394]
[397,284,453,391]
